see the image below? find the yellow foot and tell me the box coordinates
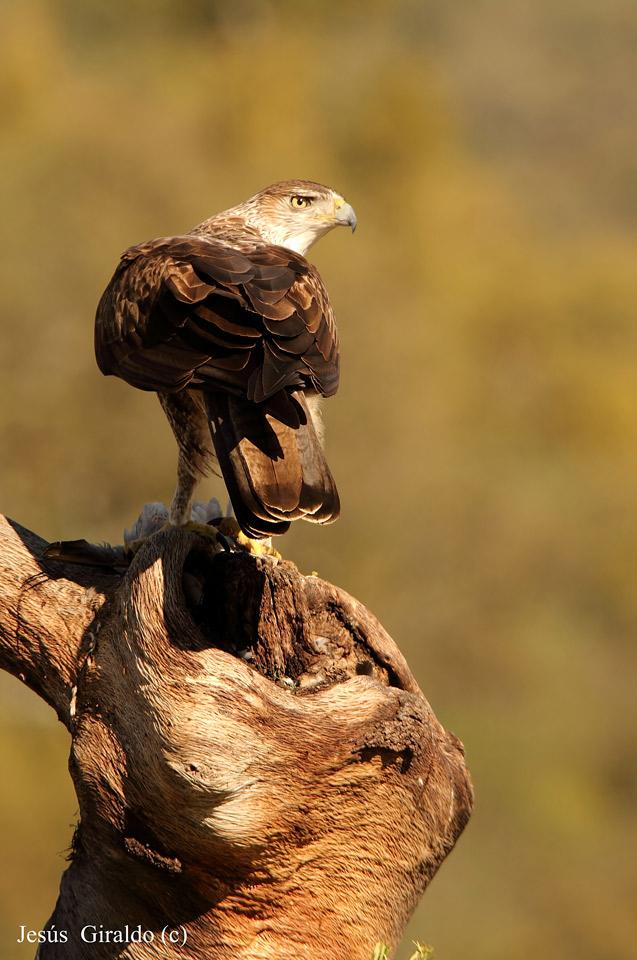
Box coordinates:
[179,521,225,546]
[214,518,282,560]
[124,520,224,559]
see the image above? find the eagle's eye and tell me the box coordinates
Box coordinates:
[290,195,312,208]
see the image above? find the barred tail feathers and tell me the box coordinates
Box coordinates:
[205,390,339,539]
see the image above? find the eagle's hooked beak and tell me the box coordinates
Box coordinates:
[334,197,357,233]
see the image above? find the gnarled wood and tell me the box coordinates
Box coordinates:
[0,514,472,959]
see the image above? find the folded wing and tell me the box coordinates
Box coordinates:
[95,235,341,537]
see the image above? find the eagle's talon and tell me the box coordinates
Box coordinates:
[213,518,282,560]
[122,510,279,560]
[178,521,225,548]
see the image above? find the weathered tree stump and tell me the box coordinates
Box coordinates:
[0,514,472,959]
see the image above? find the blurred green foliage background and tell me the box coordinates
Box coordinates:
[1,1,636,957]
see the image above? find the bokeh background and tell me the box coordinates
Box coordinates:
[1,1,636,957]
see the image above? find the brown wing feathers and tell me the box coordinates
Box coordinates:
[96,237,338,401]
[95,236,340,537]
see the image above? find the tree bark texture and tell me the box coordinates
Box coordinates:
[0,514,472,959]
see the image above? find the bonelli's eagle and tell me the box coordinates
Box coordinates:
[95,180,356,539]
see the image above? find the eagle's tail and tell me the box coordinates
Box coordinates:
[204,390,340,539]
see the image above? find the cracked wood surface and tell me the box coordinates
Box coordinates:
[0,514,473,959]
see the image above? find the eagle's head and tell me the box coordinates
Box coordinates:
[238,179,357,256]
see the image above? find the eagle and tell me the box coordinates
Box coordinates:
[95,180,356,539]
